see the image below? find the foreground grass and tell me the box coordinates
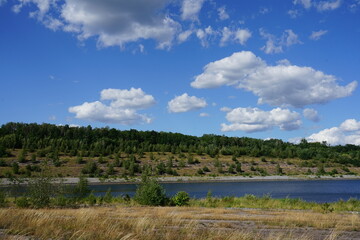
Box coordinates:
[0,206,359,240]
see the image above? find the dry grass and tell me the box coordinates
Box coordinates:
[0,206,359,240]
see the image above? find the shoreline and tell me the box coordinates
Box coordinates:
[1,174,360,186]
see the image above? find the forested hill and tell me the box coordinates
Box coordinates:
[0,122,360,166]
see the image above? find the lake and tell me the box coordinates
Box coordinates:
[90,179,360,203]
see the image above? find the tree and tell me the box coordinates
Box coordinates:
[73,176,90,199]
[134,176,167,206]
[172,191,190,206]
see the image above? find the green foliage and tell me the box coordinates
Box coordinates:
[103,188,113,203]
[16,196,30,208]
[27,175,59,208]
[134,177,167,206]
[12,162,20,174]
[81,161,99,175]
[0,189,7,207]
[86,191,97,205]
[172,191,190,206]
[73,176,90,198]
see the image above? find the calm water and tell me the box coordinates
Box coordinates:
[90,179,360,203]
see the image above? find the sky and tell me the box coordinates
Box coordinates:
[0,0,360,145]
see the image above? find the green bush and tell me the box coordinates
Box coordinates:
[16,196,30,208]
[134,177,167,206]
[172,191,190,206]
[0,189,7,207]
[103,188,113,203]
[73,176,90,199]
[27,175,58,208]
[86,191,97,205]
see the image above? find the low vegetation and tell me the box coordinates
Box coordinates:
[1,176,360,239]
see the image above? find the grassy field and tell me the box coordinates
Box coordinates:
[1,205,359,240]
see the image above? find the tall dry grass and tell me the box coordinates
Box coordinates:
[0,206,358,240]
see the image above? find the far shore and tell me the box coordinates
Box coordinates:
[1,174,360,186]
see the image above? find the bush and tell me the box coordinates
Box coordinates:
[134,177,167,206]
[172,191,190,206]
[73,176,90,199]
[87,191,97,205]
[27,175,58,208]
[103,188,113,203]
[0,189,7,207]
[16,196,30,208]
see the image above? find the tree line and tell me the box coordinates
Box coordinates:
[0,122,359,166]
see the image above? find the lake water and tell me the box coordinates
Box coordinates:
[90,179,360,203]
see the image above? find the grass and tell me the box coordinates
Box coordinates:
[189,195,360,213]
[0,206,359,240]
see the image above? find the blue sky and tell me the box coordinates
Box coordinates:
[1,0,360,145]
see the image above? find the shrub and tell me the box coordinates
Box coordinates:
[73,176,90,199]
[172,191,190,206]
[27,175,58,208]
[16,196,30,208]
[134,177,167,206]
[87,191,97,205]
[0,189,7,207]
[103,188,113,203]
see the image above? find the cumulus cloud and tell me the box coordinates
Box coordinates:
[199,112,209,117]
[221,107,302,133]
[309,30,328,40]
[181,0,205,21]
[260,29,301,54]
[69,88,155,125]
[303,108,320,122]
[307,119,360,145]
[168,93,207,113]
[191,51,357,108]
[217,6,229,20]
[11,0,180,49]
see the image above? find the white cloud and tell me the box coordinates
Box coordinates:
[309,30,328,40]
[316,0,342,11]
[307,119,360,145]
[220,107,232,112]
[260,29,301,54]
[191,51,357,108]
[219,27,232,46]
[168,93,207,113]
[340,119,360,131]
[12,0,181,49]
[199,112,209,117]
[178,30,193,43]
[234,29,252,45]
[217,6,229,20]
[196,26,215,47]
[181,0,205,21]
[288,9,301,18]
[303,108,320,122]
[220,27,251,46]
[69,88,155,125]
[221,107,302,133]
[0,0,7,6]
[293,0,312,9]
